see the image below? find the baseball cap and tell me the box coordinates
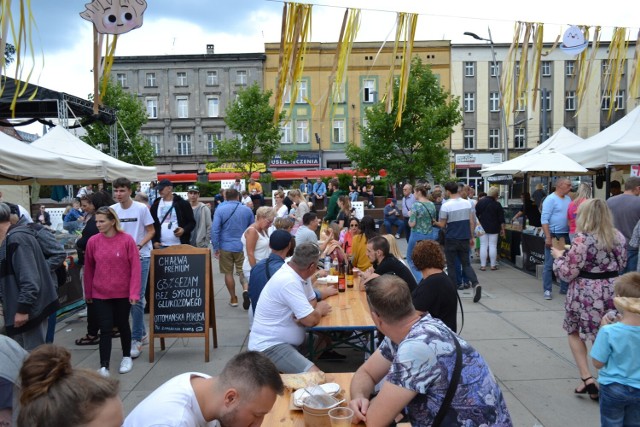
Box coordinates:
[6,202,20,217]
[156,179,173,191]
[187,185,200,193]
[269,230,293,251]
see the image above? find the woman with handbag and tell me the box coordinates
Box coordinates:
[406,185,437,281]
[475,187,506,271]
[551,198,626,401]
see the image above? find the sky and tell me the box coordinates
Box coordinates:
[4,0,635,131]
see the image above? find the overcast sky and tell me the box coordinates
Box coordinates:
[6,0,634,120]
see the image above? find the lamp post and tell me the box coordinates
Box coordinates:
[465,28,510,204]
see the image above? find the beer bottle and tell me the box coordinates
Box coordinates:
[338,261,346,292]
[346,258,354,288]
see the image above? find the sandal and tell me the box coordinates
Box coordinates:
[491,266,499,271]
[75,334,99,345]
[479,266,486,271]
[574,376,599,401]
[111,328,121,338]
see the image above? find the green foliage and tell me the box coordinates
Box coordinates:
[346,57,462,185]
[4,43,15,65]
[206,83,296,177]
[81,80,155,166]
[336,173,353,191]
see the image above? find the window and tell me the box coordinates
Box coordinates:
[463,129,475,150]
[490,61,500,77]
[601,91,611,110]
[463,92,475,112]
[489,92,500,112]
[332,80,346,103]
[280,121,291,144]
[567,126,576,133]
[514,127,526,149]
[333,119,345,143]
[464,62,475,77]
[361,117,369,132]
[206,71,218,86]
[296,120,309,143]
[145,97,158,119]
[176,96,188,118]
[207,96,219,117]
[516,92,526,112]
[565,91,576,111]
[176,72,187,86]
[148,135,160,155]
[541,61,551,77]
[206,133,221,154]
[176,134,192,155]
[363,79,376,103]
[566,61,576,77]
[602,61,611,75]
[145,72,156,87]
[615,91,625,110]
[296,81,308,103]
[116,73,127,87]
[236,70,247,85]
[489,128,500,149]
[515,63,521,76]
[541,90,552,111]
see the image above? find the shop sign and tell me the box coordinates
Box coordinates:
[270,153,320,168]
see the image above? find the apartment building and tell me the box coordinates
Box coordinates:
[110,45,265,174]
[451,41,638,189]
[263,41,451,169]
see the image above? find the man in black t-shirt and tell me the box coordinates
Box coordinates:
[361,236,417,292]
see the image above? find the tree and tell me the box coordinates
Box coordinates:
[346,57,462,184]
[81,80,155,166]
[4,42,15,64]
[207,82,295,176]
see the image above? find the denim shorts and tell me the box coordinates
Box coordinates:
[599,382,640,427]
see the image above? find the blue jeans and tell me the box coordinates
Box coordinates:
[384,218,405,236]
[407,230,437,281]
[444,239,478,287]
[623,248,638,274]
[131,256,150,341]
[349,191,359,202]
[455,249,471,285]
[543,233,570,294]
[599,382,640,427]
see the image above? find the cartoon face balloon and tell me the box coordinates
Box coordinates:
[560,25,588,56]
[80,0,147,35]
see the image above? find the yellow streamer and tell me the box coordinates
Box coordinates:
[629,30,640,101]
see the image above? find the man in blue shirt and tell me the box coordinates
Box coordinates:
[541,177,572,300]
[311,177,327,207]
[211,188,254,307]
[299,177,313,195]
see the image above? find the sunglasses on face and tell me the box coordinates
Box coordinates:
[350,223,359,228]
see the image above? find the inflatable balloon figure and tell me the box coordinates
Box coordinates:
[80,0,148,112]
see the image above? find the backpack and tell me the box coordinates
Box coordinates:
[25,223,68,287]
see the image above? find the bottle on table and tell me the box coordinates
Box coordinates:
[324,255,331,272]
[338,261,346,292]
[331,257,339,276]
[346,258,354,288]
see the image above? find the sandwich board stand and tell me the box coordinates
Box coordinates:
[149,245,218,362]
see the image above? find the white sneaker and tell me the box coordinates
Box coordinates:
[544,290,552,300]
[130,340,142,359]
[98,367,110,377]
[119,357,133,374]
[394,233,400,239]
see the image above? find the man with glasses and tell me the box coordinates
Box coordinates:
[401,184,415,242]
[111,177,155,359]
[248,242,332,373]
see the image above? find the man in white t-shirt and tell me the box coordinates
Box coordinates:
[249,242,332,373]
[111,177,155,359]
[124,351,283,427]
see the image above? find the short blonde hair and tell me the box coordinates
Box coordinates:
[255,206,275,221]
[487,187,499,198]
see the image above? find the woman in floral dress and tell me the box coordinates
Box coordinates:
[552,198,626,400]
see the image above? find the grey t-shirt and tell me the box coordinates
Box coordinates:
[607,194,640,247]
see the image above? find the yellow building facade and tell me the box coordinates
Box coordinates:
[264,41,451,169]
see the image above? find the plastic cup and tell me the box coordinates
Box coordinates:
[328,407,353,426]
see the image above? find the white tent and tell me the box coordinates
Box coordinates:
[523,126,584,157]
[32,126,157,182]
[480,148,588,177]
[0,131,104,184]
[561,106,640,168]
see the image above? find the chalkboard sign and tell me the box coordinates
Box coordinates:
[149,245,217,362]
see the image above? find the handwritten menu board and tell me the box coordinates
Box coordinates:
[149,245,216,362]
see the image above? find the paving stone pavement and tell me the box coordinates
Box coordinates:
[53,238,600,426]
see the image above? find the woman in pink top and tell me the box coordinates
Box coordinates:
[567,183,592,239]
[84,206,141,377]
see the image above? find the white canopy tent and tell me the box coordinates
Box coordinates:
[32,126,157,182]
[522,126,584,157]
[480,148,588,177]
[0,131,104,185]
[561,106,640,168]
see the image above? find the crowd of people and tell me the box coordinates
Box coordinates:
[2,174,640,426]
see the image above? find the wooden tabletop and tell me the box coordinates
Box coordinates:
[310,285,375,331]
[263,372,354,426]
